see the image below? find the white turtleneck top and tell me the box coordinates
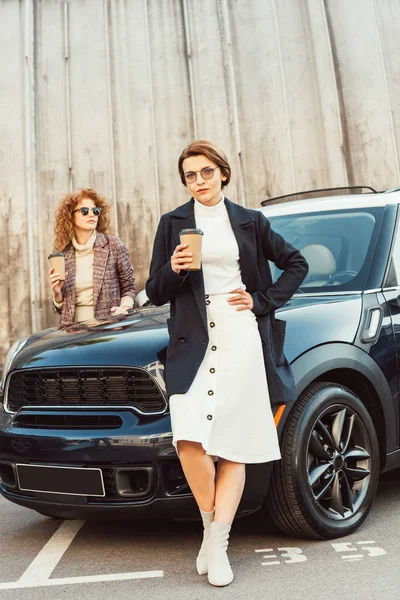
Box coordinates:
[194,196,245,295]
[72,231,96,309]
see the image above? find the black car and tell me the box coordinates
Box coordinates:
[1,186,400,540]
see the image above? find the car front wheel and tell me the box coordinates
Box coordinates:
[267,382,380,539]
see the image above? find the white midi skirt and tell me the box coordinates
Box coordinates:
[169,294,281,464]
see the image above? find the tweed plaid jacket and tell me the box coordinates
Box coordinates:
[54,232,136,326]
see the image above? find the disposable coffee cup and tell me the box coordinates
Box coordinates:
[179,228,204,271]
[48,252,66,281]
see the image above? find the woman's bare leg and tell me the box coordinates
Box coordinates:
[177,444,245,585]
[177,440,216,511]
[206,459,245,586]
[214,459,246,524]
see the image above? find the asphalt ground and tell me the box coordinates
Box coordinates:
[0,471,399,600]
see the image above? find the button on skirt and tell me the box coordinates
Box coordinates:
[169,294,281,464]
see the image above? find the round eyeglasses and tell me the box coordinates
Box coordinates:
[73,207,102,216]
[183,166,220,184]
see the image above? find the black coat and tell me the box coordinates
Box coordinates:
[146,198,309,406]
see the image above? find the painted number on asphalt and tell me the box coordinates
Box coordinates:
[331,541,386,561]
[255,541,387,567]
[255,547,307,565]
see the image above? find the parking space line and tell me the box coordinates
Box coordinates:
[0,519,164,590]
[19,519,85,583]
[0,571,164,589]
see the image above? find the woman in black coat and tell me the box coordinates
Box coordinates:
[146,141,308,587]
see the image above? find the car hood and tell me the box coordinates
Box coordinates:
[9,295,361,372]
[10,306,171,371]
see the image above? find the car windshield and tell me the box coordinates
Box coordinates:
[268,207,384,292]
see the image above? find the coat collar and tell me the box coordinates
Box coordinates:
[170,197,254,225]
[93,231,109,248]
[170,197,258,327]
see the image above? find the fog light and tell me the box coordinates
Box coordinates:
[0,463,16,488]
[115,466,154,498]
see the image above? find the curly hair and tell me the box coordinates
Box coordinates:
[53,188,112,252]
[178,140,231,188]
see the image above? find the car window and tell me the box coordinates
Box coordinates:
[385,211,400,287]
[268,207,384,292]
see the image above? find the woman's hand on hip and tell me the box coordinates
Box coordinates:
[171,243,192,274]
[228,288,254,311]
[49,267,66,302]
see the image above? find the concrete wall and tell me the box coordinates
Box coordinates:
[1,0,400,361]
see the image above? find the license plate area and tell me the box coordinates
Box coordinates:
[16,464,105,497]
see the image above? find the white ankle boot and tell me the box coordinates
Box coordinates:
[196,509,215,575]
[207,521,234,587]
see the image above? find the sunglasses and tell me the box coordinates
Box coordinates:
[183,166,220,184]
[73,207,102,216]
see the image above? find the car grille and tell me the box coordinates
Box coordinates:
[11,413,123,430]
[7,368,166,415]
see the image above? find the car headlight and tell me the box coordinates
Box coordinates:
[0,337,28,398]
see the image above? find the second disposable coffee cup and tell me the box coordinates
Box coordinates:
[48,252,66,281]
[179,228,204,271]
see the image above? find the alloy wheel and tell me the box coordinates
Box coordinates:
[307,405,371,520]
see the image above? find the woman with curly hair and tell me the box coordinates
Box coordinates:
[49,188,135,326]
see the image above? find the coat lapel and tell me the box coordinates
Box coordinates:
[224,198,258,292]
[171,199,207,331]
[93,233,110,309]
[62,244,76,324]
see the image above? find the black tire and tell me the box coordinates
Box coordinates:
[267,382,380,539]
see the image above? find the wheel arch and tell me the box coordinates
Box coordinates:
[280,343,397,460]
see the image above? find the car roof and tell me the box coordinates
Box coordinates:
[259,190,400,218]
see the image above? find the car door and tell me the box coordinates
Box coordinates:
[382,206,400,427]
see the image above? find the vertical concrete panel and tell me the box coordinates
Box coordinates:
[0,0,32,355]
[229,0,295,206]
[147,0,193,215]
[325,0,399,187]
[372,0,400,183]
[304,0,348,187]
[273,0,339,191]
[35,0,71,327]
[67,0,113,196]
[107,0,160,291]
[183,0,239,202]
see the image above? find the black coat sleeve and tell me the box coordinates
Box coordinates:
[251,212,309,316]
[146,216,188,306]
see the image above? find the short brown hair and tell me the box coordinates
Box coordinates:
[178,140,231,188]
[53,188,111,251]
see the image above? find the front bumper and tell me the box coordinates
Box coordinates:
[0,408,271,519]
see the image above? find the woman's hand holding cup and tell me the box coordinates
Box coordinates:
[49,268,66,302]
[48,252,66,303]
[171,243,192,274]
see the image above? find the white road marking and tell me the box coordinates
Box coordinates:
[331,542,358,553]
[19,519,85,583]
[0,519,164,590]
[0,571,164,589]
[357,540,375,544]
